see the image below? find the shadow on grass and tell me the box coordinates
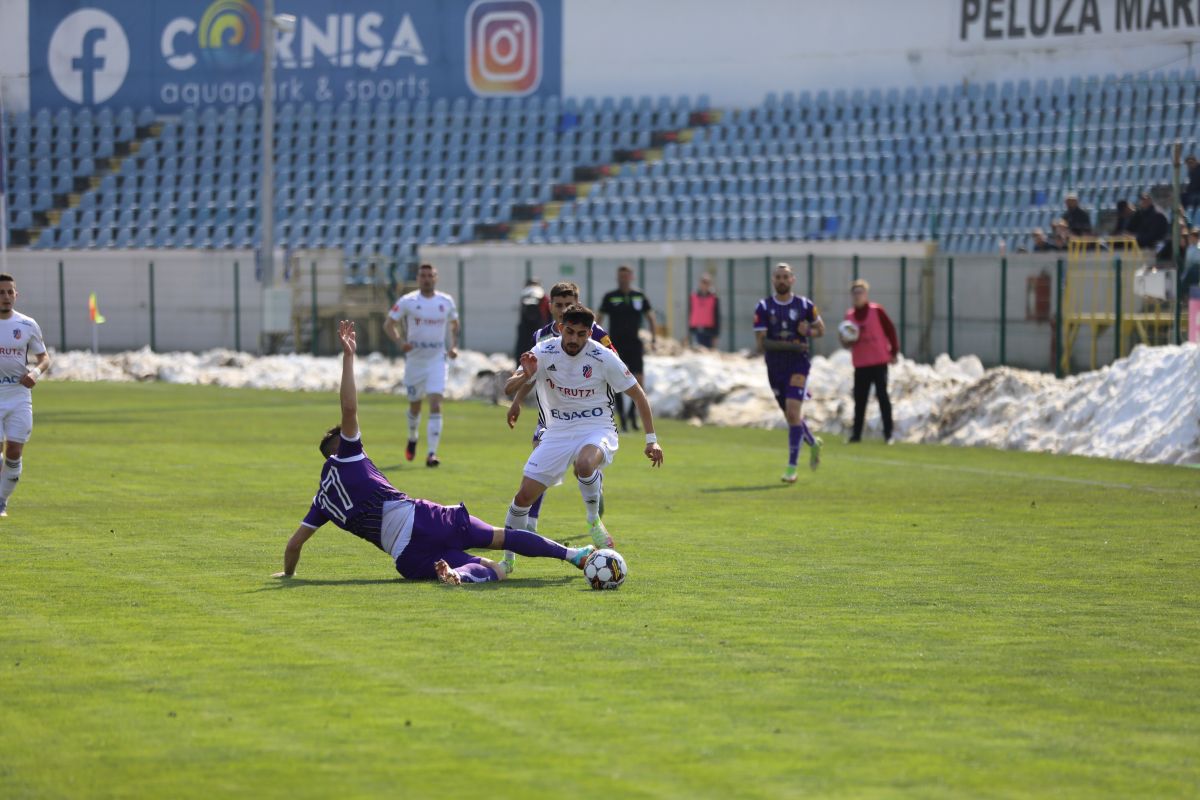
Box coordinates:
[461,575,578,591]
[251,577,403,592]
[699,484,793,494]
[252,574,579,592]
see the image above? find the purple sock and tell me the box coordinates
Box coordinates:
[799,420,816,446]
[529,492,544,525]
[456,563,500,583]
[788,425,803,466]
[502,528,568,560]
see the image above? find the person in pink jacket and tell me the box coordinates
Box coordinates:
[839,279,899,443]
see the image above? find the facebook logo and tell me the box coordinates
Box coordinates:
[47,9,130,106]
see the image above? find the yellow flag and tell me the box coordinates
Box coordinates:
[89,292,106,324]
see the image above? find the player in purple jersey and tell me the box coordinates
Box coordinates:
[753,263,825,483]
[272,320,596,585]
[498,282,616,573]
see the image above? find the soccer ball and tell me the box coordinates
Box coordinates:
[838,319,860,343]
[583,548,627,590]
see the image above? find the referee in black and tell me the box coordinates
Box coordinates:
[599,265,658,431]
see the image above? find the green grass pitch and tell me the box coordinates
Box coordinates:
[1,382,1197,798]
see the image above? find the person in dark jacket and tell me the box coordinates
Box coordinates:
[1063,192,1092,236]
[1127,193,1170,250]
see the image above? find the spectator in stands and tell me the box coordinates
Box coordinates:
[687,274,721,349]
[1110,200,1135,237]
[1157,222,1192,266]
[1051,219,1072,250]
[1062,192,1092,236]
[1127,192,1170,250]
[1182,155,1200,210]
[514,278,549,364]
[1027,227,1058,252]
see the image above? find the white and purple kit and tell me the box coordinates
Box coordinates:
[301,432,571,581]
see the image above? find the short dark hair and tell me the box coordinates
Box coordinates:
[319,426,342,457]
[0,274,13,283]
[550,281,580,300]
[561,304,595,328]
[418,263,436,272]
[617,265,634,274]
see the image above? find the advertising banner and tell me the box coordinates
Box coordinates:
[30,0,561,110]
[955,0,1200,51]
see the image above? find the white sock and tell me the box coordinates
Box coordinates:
[578,471,602,524]
[406,411,420,441]
[526,515,538,532]
[427,413,443,456]
[505,502,531,532]
[0,457,22,502]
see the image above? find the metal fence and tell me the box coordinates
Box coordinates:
[7,246,1188,372]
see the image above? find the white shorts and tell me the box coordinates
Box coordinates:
[404,355,447,400]
[0,396,32,443]
[523,425,619,487]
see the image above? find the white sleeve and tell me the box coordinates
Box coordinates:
[531,342,550,381]
[386,299,405,321]
[445,295,459,321]
[29,321,47,356]
[603,349,637,393]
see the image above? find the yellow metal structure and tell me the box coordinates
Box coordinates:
[1061,236,1174,374]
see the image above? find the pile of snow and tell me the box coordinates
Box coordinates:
[46,343,1200,465]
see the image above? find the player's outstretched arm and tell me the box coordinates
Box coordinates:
[273,525,317,577]
[337,319,359,439]
[624,382,664,466]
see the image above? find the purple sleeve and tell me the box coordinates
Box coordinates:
[337,435,364,459]
[302,500,329,529]
[752,300,768,330]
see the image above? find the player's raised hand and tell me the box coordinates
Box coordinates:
[645,442,664,466]
[338,319,357,355]
[519,350,538,375]
[448,346,459,360]
[507,400,522,428]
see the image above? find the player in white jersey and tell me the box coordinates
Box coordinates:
[383,263,459,467]
[0,274,51,518]
[503,305,663,558]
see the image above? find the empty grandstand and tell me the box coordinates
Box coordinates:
[6,73,1198,271]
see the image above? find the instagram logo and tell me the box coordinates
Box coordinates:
[466,0,542,96]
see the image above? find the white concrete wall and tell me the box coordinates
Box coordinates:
[0,0,29,111]
[5,249,264,352]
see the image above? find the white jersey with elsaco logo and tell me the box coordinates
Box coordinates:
[0,312,46,399]
[388,290,458,359]
[530,336,637,433]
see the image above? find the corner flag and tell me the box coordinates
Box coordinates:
[89,292,106,324]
